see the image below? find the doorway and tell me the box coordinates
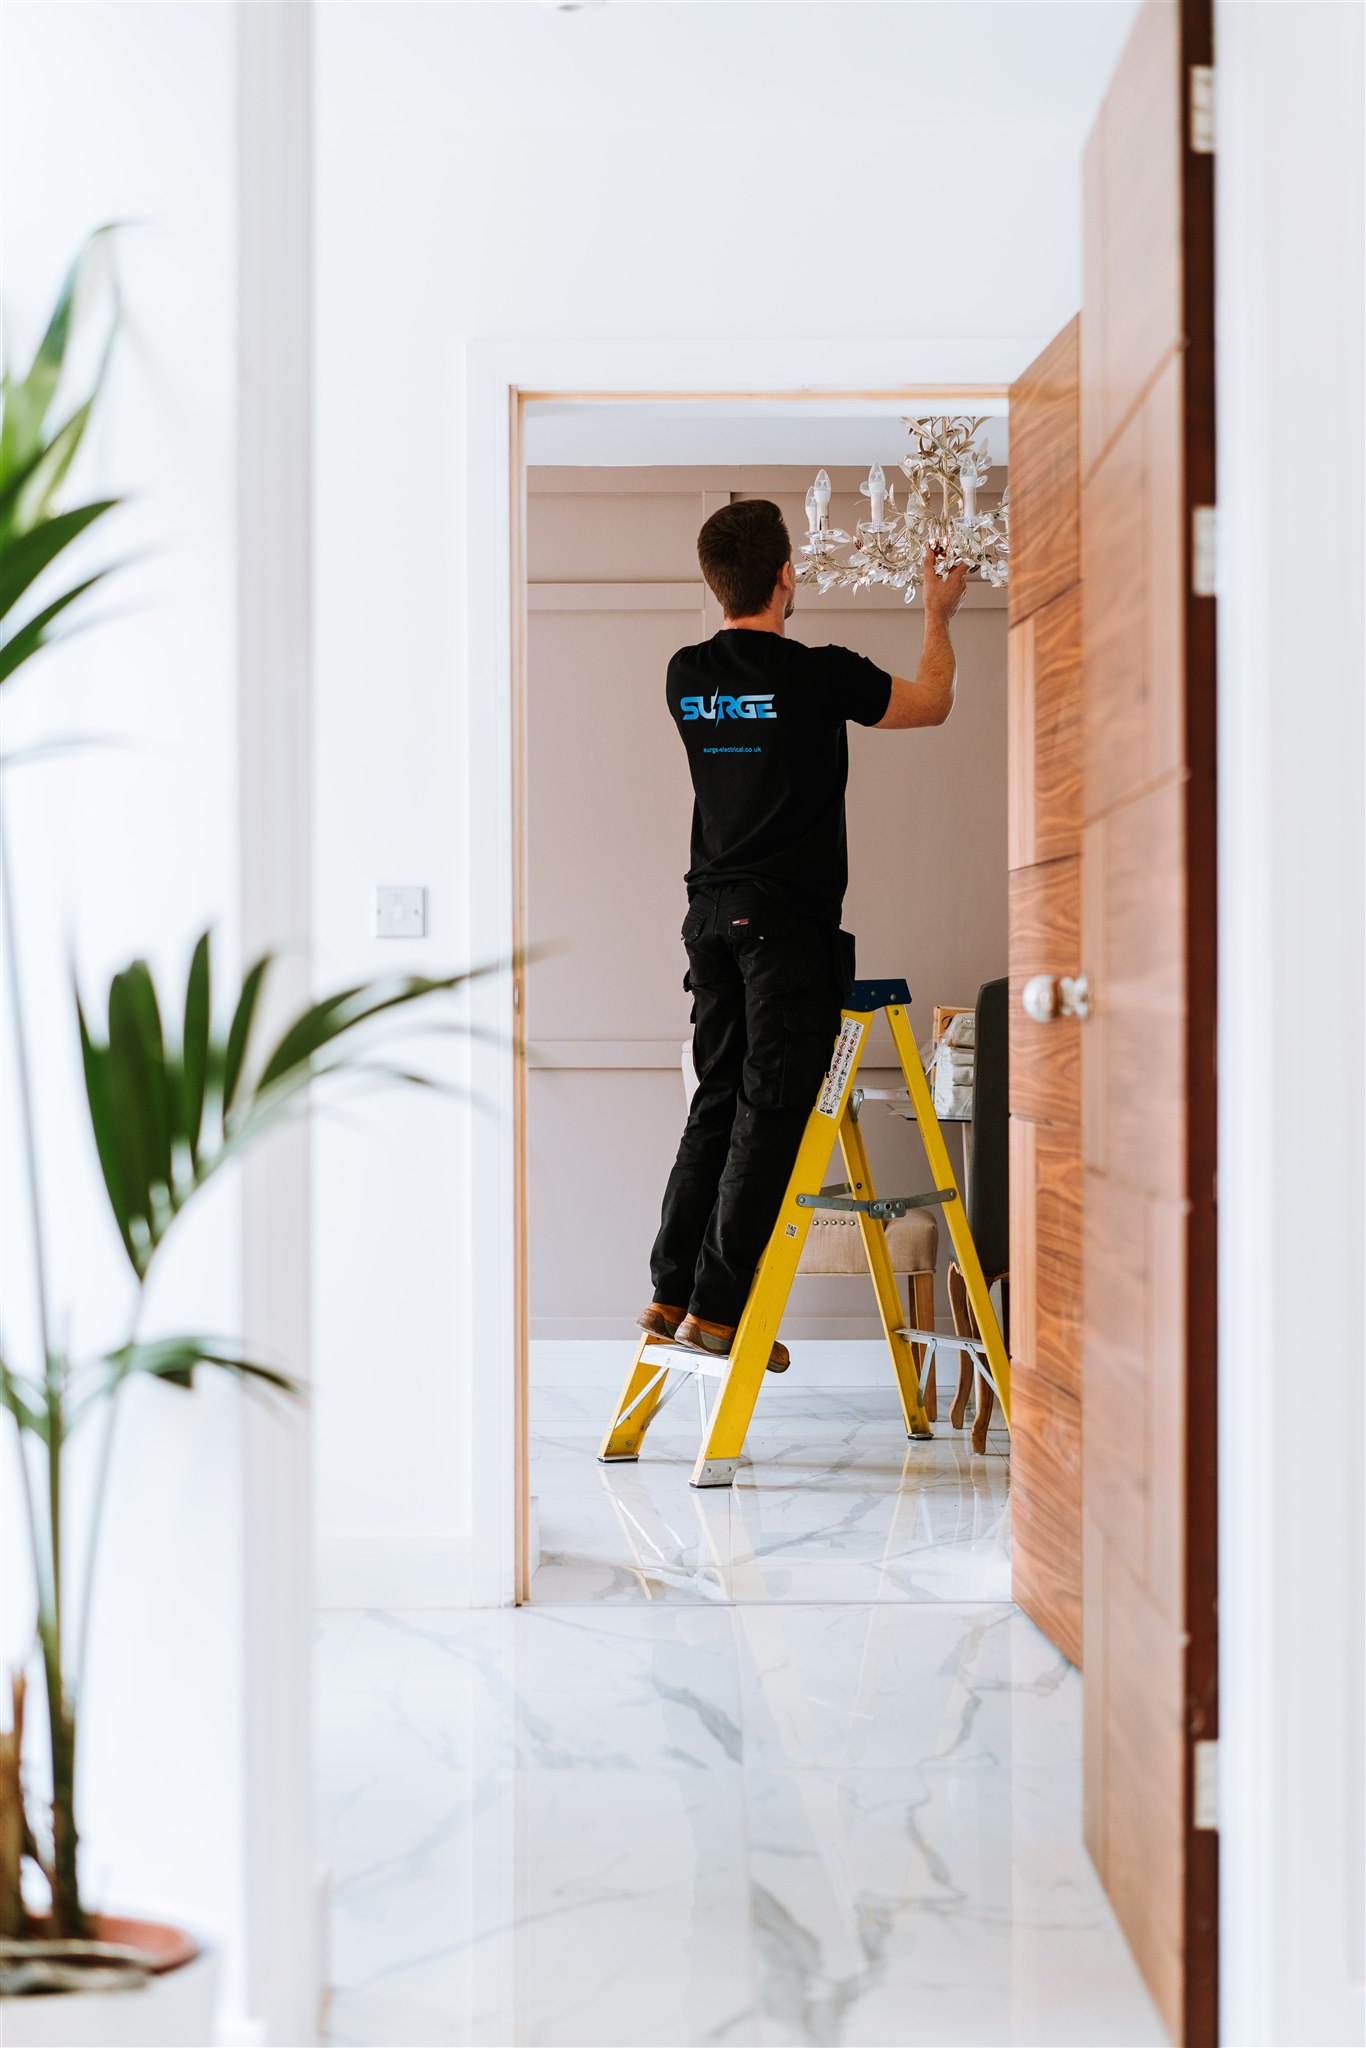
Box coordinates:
[497,387,1011,1597]
[518,419,1013,1603]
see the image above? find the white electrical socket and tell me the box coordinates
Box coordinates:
[375,885,426,938]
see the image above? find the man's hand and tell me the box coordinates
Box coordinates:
[922,545,969,622]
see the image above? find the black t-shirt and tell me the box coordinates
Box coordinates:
[666,629,893,926]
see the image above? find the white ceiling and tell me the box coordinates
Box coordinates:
[525,401,1010,471]
[515,0,1144,472]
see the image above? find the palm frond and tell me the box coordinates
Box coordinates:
[0,228,122,690]
[78,932,500,1281]
[104,1336,300,1399]
[0,501,119,625]
[0,568,121,687]
[0,226,118,495]
[0,1354,48,1441]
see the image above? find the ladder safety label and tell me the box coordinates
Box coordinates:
[817,1017,865,1118]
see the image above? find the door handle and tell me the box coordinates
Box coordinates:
[1022,972,1094,1024]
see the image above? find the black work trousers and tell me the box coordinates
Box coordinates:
[649,884,854,1326]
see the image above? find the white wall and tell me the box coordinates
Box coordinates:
[311,0,1139,1603]
[1,5,316,2040]
[1215,5,1365,2043]
[0,0,249,2022]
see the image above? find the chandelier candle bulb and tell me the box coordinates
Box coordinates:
[813,468,832,525]
[862,461,886,528]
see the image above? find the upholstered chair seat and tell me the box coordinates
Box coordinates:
[796,1208,938,1276]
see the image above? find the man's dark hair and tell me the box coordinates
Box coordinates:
[696,499,792,620]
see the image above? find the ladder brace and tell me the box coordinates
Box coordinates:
[797,1186,957,1221]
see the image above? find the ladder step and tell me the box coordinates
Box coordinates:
[639,1337,729,1377]
[849,976,912,1008]
[894,1326,984,1357]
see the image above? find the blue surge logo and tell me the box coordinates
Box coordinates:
[680,693,777,723]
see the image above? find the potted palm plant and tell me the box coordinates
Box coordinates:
[0,238,479,2043]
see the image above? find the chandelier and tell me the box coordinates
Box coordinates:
[797,416,1009,604]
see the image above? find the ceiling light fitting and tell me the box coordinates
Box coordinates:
[799,416,1009,604]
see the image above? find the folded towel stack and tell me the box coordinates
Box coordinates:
[931,1009,976,1117]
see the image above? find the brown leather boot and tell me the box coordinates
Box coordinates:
[674,1313,790,1373]
[636,1303,685,1341]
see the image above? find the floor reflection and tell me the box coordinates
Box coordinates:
[316,1389,1165,2046]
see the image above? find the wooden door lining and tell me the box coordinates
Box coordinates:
[1008,320,1081,621]
[1008,586,1083,872]
[1007,315,1085,1671]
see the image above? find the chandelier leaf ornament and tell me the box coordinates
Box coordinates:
[797,416,1009,604]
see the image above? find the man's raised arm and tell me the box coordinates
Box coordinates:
[873,546,970,730]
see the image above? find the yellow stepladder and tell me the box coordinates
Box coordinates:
[598,978,1012,1489]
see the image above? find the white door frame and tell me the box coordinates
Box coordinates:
[237,5,316,2039]
[1214,5,1366,2037]
[461,335,1034,1604]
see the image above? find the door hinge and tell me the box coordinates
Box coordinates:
[1190,65,1215,154]
[1193,505,1218,597]
[1193,1738,1219,1830]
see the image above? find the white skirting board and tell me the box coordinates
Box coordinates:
[531,1313,946,1344]
[314,1533,472,1609]
[531,1335,956,1389]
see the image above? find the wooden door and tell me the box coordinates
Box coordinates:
[1008,1,1217,2033]
[1007,321,1085,1667]
[1079,1,1218,2040]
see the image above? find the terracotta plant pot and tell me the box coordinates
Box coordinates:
[0,1914,217,2048]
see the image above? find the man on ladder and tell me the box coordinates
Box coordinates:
[638,497,969,1369]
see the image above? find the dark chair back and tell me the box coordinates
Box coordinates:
[968,976,1009,1280]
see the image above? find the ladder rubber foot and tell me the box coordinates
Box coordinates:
[908,1426,934,1442]
[598,1452,640,1464]
[690,1457,741,1489]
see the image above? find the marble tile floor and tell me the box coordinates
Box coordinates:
[317,1389,1166,2047]
[531,1388,1013,1609]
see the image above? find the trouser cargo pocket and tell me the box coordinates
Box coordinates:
[778,996,842,1108]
